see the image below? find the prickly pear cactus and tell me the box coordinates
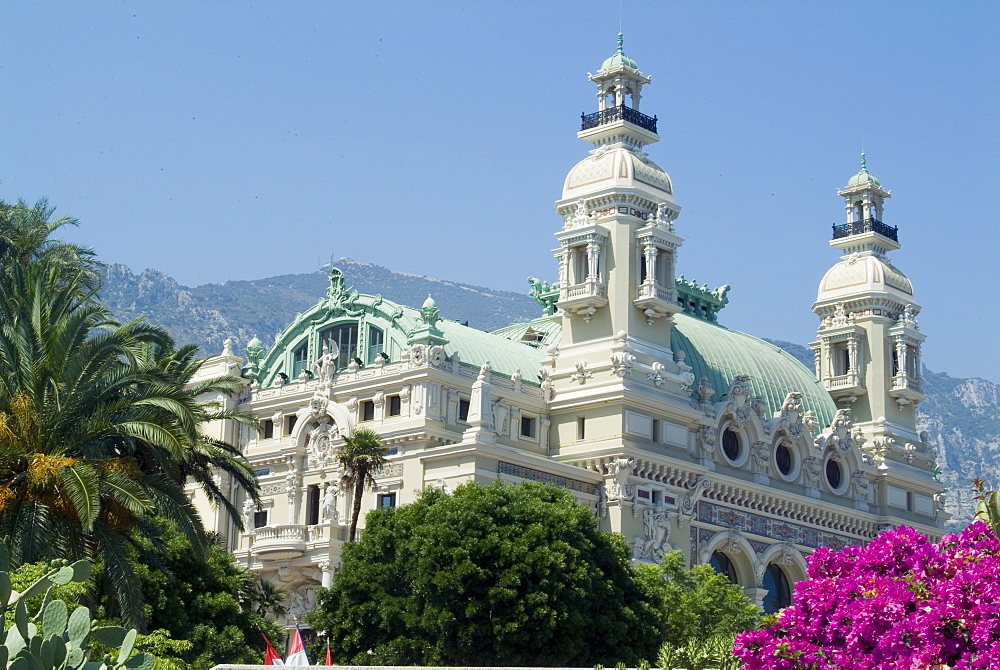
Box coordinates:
[0,543,155,670]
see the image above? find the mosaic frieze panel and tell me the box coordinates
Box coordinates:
[697,501,854,551]
[498,461,601,497]
[375,463,404,478]
[260,483,283,495]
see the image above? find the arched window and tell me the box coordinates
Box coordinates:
[292,342,309,378]
[710,551,739,585]
[762,564,792,613]
[853,201,864,222]
[319,323,359,368]
[604,88,616,109]
[367,326,385,364]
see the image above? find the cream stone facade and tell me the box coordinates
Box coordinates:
[190,36,945,626]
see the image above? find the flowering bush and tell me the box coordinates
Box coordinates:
[734,522,1000,669]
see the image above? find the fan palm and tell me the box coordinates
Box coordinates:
[0,269,208,628]
[336,428,389,542]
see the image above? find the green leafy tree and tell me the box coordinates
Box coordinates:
[95,522,280,670]
[309,481,662,666]
[335,428,388,542]
[638,551,761,669]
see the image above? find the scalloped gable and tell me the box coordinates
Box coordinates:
[256,269,549,387]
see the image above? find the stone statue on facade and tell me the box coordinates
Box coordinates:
[312,341,337,383]
[242,498,256,530]
[322,482,340,523]
[633,508,672,563]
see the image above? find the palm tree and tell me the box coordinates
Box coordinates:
[242,577,288,621]
[139,343,261,530]
[0,198,102,298]
[336,428,389,542]
[0,269,210,628]
[0,204,258,628]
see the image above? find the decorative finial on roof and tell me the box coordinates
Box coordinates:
[860,152,868,174]
[616,32,625,55]
[419,294,441,329]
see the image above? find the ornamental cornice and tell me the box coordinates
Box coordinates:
[555,225,608,245]
[571,453,881,538]
[556,190,680,217]
[704,483,879,538]
[813,297,912,322]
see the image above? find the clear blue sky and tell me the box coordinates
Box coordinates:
[3,2,998,381]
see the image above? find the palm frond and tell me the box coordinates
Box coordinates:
[58,463,101,531]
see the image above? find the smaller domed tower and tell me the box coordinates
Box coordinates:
[812,155,926,429]
[812,156,939,520]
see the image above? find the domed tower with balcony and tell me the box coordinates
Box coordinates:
[811,156,936,516]
[554,34,682,364]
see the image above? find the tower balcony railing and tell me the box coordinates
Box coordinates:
[637,282,675,303]
[826,372,865,391]
[892,374,923,393]
[832,218,899,242]
[564,280,607,300]
[581,105,658,133]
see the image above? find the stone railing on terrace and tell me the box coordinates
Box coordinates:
[252,524,311,542]
[892,374,922,392]
[564,281,607,300]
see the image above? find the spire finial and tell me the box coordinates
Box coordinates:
[860,151,868,173]
[616,32,624,55]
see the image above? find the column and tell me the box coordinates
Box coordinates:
[318,559,333,588]
[895,340,908,387]
[587,239,599,282]
[644,243,657,287]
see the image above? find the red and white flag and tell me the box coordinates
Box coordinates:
[286,626,311,666]
[261,632,283,665]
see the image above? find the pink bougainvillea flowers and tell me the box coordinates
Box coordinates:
[735,522,1000,669]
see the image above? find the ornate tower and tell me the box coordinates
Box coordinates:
[554,34,683,361]
[812,156,938,520]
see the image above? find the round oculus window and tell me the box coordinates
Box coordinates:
[775,443,793,476]
[722,428,741,462]
[826,457,843,490]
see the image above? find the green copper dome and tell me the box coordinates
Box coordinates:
[670,313,836,427]
[494,313,837,428]
[847,152,881,187]
[601,33,639,70]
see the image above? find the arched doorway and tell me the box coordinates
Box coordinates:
[709,551,739,585]
[762,563,792,613]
